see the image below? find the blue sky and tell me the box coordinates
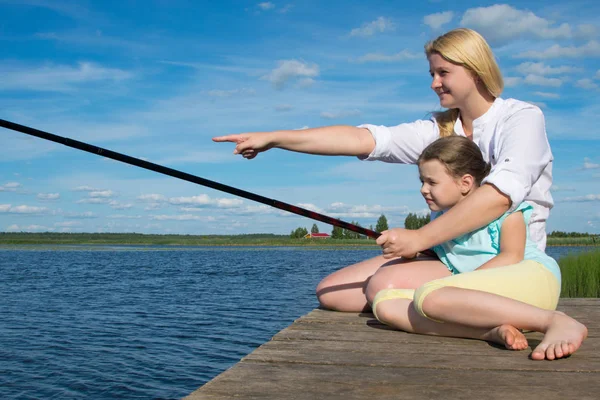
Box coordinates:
[1,0,599,235]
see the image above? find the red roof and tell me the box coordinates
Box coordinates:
[310,233,330,237]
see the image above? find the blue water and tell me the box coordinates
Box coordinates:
[0,245,593,399]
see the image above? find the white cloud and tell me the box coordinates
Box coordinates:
[0,62,132,92]
[150,214,216,221]
[550,185,575,192]
[515,40,600,59]
[461,4,572,44]
[424,11,454,30]
[89,190,115,198]
[560,194,600,202]
[6,224,53,232]
[73,186,100,192]
[533,91,560,99]
[205,88,256,98]
[504,77,522,87]
[320,109,361,119]
[37,193,60,200]
[257,2,275,11]
[62,211,97,219]
[584,158,600,169]
[275,104,292,112]
[0,182,22,191]
[262,60,319,90]
[0,204,49,214]
[168,194,243,208]
[77,198,110,204]
[515,62,580,76]
[575,79,599,90]
[523,75,563,87]
[350,17,394,37]
[138,194,167,202]
[107,214,143,219]
[356,50,421,63]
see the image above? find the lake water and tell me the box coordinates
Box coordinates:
[0,245,593,399]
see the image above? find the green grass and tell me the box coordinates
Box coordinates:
[560,250,600,297]
[547,236,599,246]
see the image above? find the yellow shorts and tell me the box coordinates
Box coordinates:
[372,260,560,322]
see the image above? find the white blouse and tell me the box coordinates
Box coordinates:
[358,97,554,249]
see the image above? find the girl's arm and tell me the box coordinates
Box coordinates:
[213,125,375,159]
[476,211,526,270]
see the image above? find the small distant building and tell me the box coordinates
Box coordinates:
[304,232,331,239]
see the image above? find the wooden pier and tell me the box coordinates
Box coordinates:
[186,298,599,399]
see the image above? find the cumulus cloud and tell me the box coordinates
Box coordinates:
[62,211,97,219]
[515,40,600,59]
[356,50,421,63]
[150,214,216,221]
[262,60,319,90]
[424,11,454,30]
[350,17,395,37]
[461,4,571,44]
[138,194,167,202]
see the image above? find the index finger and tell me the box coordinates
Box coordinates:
[212,134,244,143]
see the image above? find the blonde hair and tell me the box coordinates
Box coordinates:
[418,136,491,186]
[425,28,504,137]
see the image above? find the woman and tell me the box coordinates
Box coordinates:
[213,28,554,313]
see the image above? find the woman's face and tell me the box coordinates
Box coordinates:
[428,52,478,110]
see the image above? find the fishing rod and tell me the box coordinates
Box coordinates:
[0,119,381,239]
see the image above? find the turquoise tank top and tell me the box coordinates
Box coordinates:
[431,202,561,284]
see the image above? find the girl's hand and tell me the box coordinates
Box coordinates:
[213,132,275,159]
[375,228,423,259]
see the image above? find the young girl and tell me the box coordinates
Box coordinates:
[214,29,554,319]
[371,136,587,361]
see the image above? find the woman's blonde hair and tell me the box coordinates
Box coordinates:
[425,28,504,137]
[418,136,491,186]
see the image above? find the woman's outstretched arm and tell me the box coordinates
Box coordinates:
[213,125,375,159]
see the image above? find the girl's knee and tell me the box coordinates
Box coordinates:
[413,282,445,319]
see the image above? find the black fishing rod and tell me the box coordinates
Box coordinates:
[0,119,381,239]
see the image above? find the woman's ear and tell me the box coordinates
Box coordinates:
[460,174,475,194]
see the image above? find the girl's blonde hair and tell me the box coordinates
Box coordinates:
[418,136,491,186]
[425,28,504,137]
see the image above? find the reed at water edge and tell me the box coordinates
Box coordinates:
[560,250,600,297]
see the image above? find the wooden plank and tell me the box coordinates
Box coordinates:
[186,363,600,400]
[186,299,600,399]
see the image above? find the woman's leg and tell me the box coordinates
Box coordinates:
[316,255,451,312]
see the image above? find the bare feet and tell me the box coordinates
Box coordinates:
[483,324,529,350]
[531,311,588,361]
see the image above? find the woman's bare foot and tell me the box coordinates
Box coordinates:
[483,324,528,350]
[532,311,588,360]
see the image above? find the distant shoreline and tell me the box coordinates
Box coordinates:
[0,232,597,247]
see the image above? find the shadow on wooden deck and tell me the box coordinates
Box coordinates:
[186,298,599,399]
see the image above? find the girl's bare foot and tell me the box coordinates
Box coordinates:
[532,311,588,360]
[483,324,528,350]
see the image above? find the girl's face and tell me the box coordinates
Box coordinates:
[428,52,478,110]
[419,159,471,212]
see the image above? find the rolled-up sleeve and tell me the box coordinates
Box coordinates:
[482,106,552,212]
[357,119,438,164]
